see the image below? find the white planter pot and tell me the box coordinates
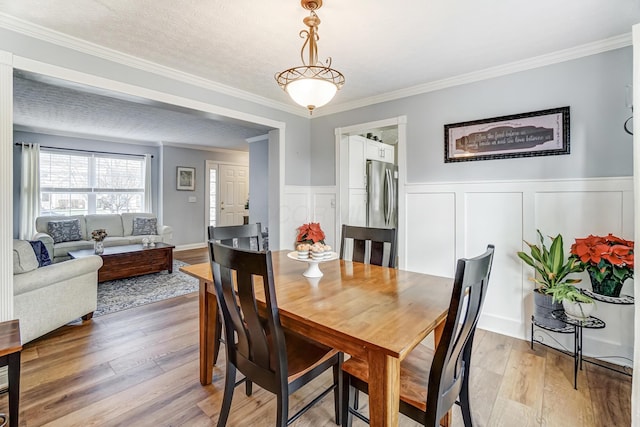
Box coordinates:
[562,299,595,320]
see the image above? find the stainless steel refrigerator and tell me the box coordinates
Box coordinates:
[366,160,398,229]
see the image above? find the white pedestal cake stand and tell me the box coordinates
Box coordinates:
[287,251,338,278]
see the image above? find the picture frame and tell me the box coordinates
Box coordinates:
[444,106,570,163]
[176,166,196,191]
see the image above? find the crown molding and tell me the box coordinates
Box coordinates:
[0,13,631,120]
[246,134,269,143]
[0,13,308,118]
[315,33,632,117]
[13,124,164,147]
[160,141,249,154]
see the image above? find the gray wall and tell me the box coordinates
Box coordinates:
[12,131,160,238]
[161,145,248,246]
[0,27,312,185]
[310,47,633,185]
[249,139,269,233]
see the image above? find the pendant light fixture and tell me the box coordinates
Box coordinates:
[275,0,345,113]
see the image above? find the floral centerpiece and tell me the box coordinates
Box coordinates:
[295,222,331,259]
[570,234,634,297]
[91,229,108,242]
[91,229,108,254]
[296,222,325,245]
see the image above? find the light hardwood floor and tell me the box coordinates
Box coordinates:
[6,248,631,426]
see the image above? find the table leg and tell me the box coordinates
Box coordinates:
[8,351,20,427]
[366,350,400,427]
[199,279,217,385]
[167,249,174,274]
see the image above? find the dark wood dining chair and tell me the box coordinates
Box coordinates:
[341,245,495,427]
[209,242,343,426]
[339,224,397,268]
[208,222,264,251]
[207,223,264,366]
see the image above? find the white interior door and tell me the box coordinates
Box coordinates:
[218,164,249,226]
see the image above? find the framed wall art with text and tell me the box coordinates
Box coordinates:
[444,106,570,163]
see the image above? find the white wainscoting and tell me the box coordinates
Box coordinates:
[405,177,634,365]
[284,177,635,364]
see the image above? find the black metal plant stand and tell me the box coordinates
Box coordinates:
[531,311,605,390]
[532,289,634,389]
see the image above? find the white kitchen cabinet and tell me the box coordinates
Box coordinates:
[348,136,366,189]
[365,139,394,163]
[348,189,367,226]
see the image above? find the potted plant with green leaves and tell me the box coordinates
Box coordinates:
[546,283,595,320]
[517,230,584,328]
[569,233,634,297]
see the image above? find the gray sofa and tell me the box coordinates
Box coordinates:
[34,213,173,263]
[13,239,103,344]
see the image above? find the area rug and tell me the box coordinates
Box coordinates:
[95,260,199,317]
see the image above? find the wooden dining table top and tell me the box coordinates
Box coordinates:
[181,249,456,426]
[181,250,454,361]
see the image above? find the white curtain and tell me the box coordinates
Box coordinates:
[144,154,153,213]
[19,143,40,240]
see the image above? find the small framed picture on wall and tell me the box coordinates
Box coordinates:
[176,166,196,191]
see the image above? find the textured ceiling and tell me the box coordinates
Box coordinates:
[13,72,271,150]
[2,0,640,147]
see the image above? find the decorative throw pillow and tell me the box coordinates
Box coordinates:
[47,219,82,243]
[28,240,52,267]
[132,217,158,236]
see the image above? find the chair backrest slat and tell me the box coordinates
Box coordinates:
[208,223,264,251]
[339,224,397,268]
[427,245,494,423]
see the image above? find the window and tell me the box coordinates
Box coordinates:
[40,150,146,216]
[209,167,217,227]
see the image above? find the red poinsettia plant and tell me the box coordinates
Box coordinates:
[569,234,634,284]
[296,222,325,244]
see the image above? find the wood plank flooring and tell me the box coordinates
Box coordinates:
[4,248,631,426]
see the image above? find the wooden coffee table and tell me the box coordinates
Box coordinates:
[69,242,175,282]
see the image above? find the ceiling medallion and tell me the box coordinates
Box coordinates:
[275,0,345,113]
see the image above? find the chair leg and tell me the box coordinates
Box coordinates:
[353,391,359,410]
[460,368,474,427]
[245,379,253,396]
[333,354,344,425]
[341,372,354,427]
[217,362,237,427]
[276,389,288,427]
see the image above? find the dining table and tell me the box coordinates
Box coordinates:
[180,250,454,427]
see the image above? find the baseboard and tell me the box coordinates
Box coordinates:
[174,242,207,252]
[477,313,524,340]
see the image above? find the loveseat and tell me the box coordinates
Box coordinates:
[34,213,173,263]
[13,239,103,344]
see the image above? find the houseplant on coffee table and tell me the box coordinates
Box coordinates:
[517,230,584,327]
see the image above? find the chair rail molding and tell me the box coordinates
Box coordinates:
[0,50,14,320]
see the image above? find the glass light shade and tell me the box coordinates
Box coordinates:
[286,78,338,110]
